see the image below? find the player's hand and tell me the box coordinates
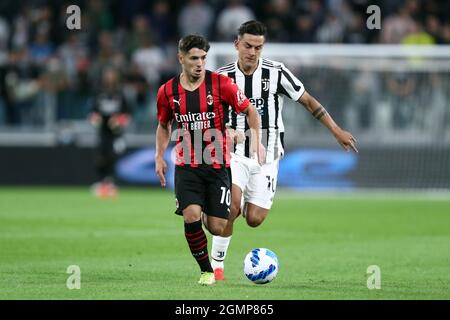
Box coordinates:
[334,128,358,153]
[250,141,264,167]
[258,142,266,165]
[226,128,245,144]
[234,130,245,144]
[155,156,168,187]
[108,114,129,131]
[89,112,102,127]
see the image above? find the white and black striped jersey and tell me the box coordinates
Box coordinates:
[217,58,305,163]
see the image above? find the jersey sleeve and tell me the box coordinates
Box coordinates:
[156,84,173,123]
[219,74,250,114]
[278,63,305,101]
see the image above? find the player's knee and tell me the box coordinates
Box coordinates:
[207,223,225,236]
[246,215,266,228]
[183,209,201,223]
[184,215,200,224]
[247,218,262,228]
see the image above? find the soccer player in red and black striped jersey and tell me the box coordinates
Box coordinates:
[155,34,261,285]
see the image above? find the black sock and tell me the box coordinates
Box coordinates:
[184,220,213,273]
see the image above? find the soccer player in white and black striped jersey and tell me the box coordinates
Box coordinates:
[211,20,358,280]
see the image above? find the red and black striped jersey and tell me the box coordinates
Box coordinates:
[157,70,250,168]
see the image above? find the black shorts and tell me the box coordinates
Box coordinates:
[174,165,231,219]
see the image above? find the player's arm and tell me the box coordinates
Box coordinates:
[155,84,173,187]
[226,109,265,164]
[220,74,263,165]
[226,127,246,144]
[155,120,171,187]
[241,104,263,165]
[216,71,245,144]
[298,91,358,153]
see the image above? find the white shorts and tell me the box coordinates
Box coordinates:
[230,153,279,210]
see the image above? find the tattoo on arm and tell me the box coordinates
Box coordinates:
[312,106,327,120]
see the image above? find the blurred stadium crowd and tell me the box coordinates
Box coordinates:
[0,0,449,130]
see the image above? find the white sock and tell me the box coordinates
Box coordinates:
[211,235,232,269]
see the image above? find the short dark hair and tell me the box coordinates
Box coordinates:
[178,34,210,53]
[238,20,267,38]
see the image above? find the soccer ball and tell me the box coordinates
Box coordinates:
[243,248,279,284]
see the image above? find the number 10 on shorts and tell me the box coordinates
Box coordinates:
[220,187,231,206]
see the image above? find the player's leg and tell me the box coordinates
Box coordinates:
[210,183,242,280]
[93,133,111,198]
[244,159,279,227]
[102,135,119,197]
[245,203,269,227]
[211,157,250,279]
[106,135,126,197]
[182,205,215,285]
[175,166,215,285]
[222,183,243,236]
[203,215,228,236]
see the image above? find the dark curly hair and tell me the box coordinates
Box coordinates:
[178,34,210,53]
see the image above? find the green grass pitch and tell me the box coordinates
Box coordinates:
[0,187,449,300]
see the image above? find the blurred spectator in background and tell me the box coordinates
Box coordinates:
[123,62,149,130]
[9,5,31,50]
[0,16,10,123]
[29,24,55,67]
[291,14,316,43]
[421,72,447,137]
[149,1,176,44]
[385,70,417,129]
[216,0,255,40]
[40,56,68,128]
[425,15,444,44]
[2,47,42,125]
[347,68,379,130]
[0,0,449,130]
[131,30,165,97]
[401,21,434,45]
[0,16,9,62]
[443,25,450,44]
[343,13,369,43]
[57,32,91,120]
[263,0,294,42]
[178,0,214,38]
[86,0,114,34]
[114,0,148,27]
[381,1,417,43]
[296,0,326,33]
[126,15,153,56]
[58,33,88,88]
[316,13,345,43]
[89,30,117,89]
[89,67,130,198]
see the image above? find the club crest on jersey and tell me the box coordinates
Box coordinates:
[207,94,213,106]
[262,78,270,91]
